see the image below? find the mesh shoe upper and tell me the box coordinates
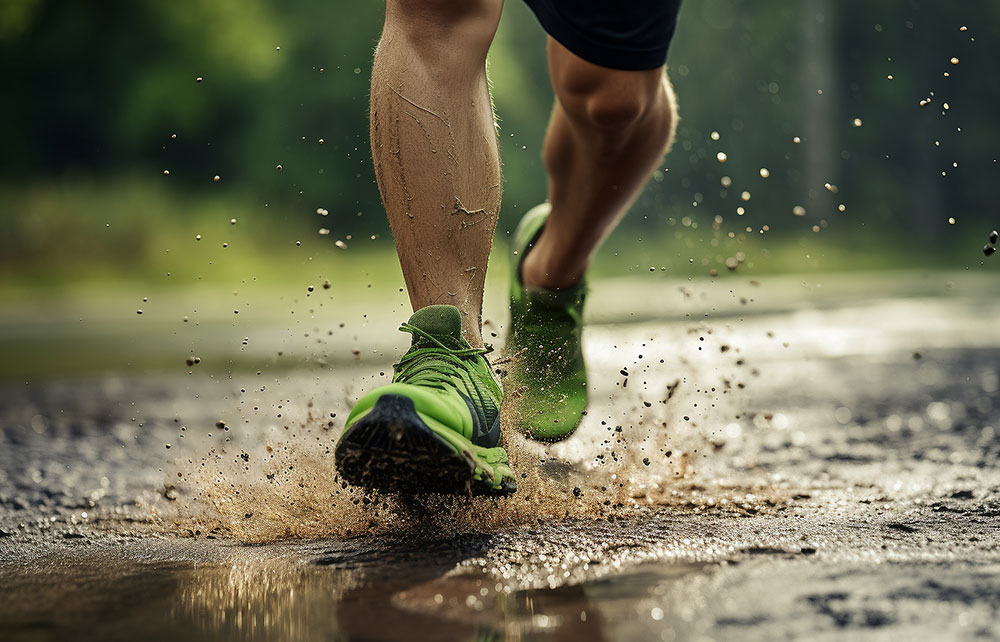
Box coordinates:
[507,203,589,441]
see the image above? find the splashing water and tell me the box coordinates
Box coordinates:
[163,320,777,543]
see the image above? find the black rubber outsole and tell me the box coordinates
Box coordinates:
[334,394,515,496]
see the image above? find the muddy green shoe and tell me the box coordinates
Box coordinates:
[507,203,588,441]
[335,305,516,495]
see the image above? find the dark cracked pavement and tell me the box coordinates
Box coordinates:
[0,271,998,641]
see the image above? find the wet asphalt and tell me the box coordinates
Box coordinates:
[0,271,998,641]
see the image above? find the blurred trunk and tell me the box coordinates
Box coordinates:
[801,0,835,211]
[907,8,945,240]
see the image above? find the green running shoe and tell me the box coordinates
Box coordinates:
[335,304,516,495]
[507,203,588,441]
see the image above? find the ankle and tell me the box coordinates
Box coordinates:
[459,316,484,348]
[521,243,585,291]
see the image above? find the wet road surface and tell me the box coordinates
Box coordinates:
[1,272,998,640]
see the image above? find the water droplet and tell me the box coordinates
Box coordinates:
[710,131,720,141]
[984,245,996,257]
[852,118,863,127]
[276,164,283,171]
[759,167,770,178]
[793,136,801,144]
[950,57,959,65]
[335,240,348,250]
[317,208,329,216]
[195,234,202,241]
[792,205,807,217]
[136,309,143,315]
[163,169,170,175]
[989,230,998,244]
[213,175,221,182]
[195,76,203,83]
[948,217,956,225]
[716,152,728,163]
[230,218,237,225]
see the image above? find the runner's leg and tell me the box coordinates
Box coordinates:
[521,38,677,290]
[371,0,504,345]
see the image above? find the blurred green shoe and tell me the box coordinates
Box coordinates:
[335,305,516,495]
[507,203,588,441]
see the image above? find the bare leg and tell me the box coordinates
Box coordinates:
[521,38,678,290]
[370,0,503,346]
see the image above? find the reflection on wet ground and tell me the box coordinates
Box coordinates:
[1,274,999,640]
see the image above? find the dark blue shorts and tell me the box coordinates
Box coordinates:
[522,0,683,71]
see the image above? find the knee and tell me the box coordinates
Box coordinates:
[554,61,672,132]
[385,0,501,57]
[584,90,648,130]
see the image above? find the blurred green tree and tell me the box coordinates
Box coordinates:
[0,0,996,279]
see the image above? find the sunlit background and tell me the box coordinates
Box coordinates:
[0,0,997,377]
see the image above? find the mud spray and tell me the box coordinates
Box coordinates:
[157,320,783,543]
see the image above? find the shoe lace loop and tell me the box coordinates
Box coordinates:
[393,322,492,389]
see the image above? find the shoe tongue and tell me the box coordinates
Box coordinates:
[405,305,469,349]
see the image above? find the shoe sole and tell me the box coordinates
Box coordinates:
[334,394,517,496]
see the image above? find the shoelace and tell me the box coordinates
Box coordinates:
[392,322,492,391]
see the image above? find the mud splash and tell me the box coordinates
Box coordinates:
[166,320,780,543]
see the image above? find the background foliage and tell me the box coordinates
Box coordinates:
[1,0,997,288]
